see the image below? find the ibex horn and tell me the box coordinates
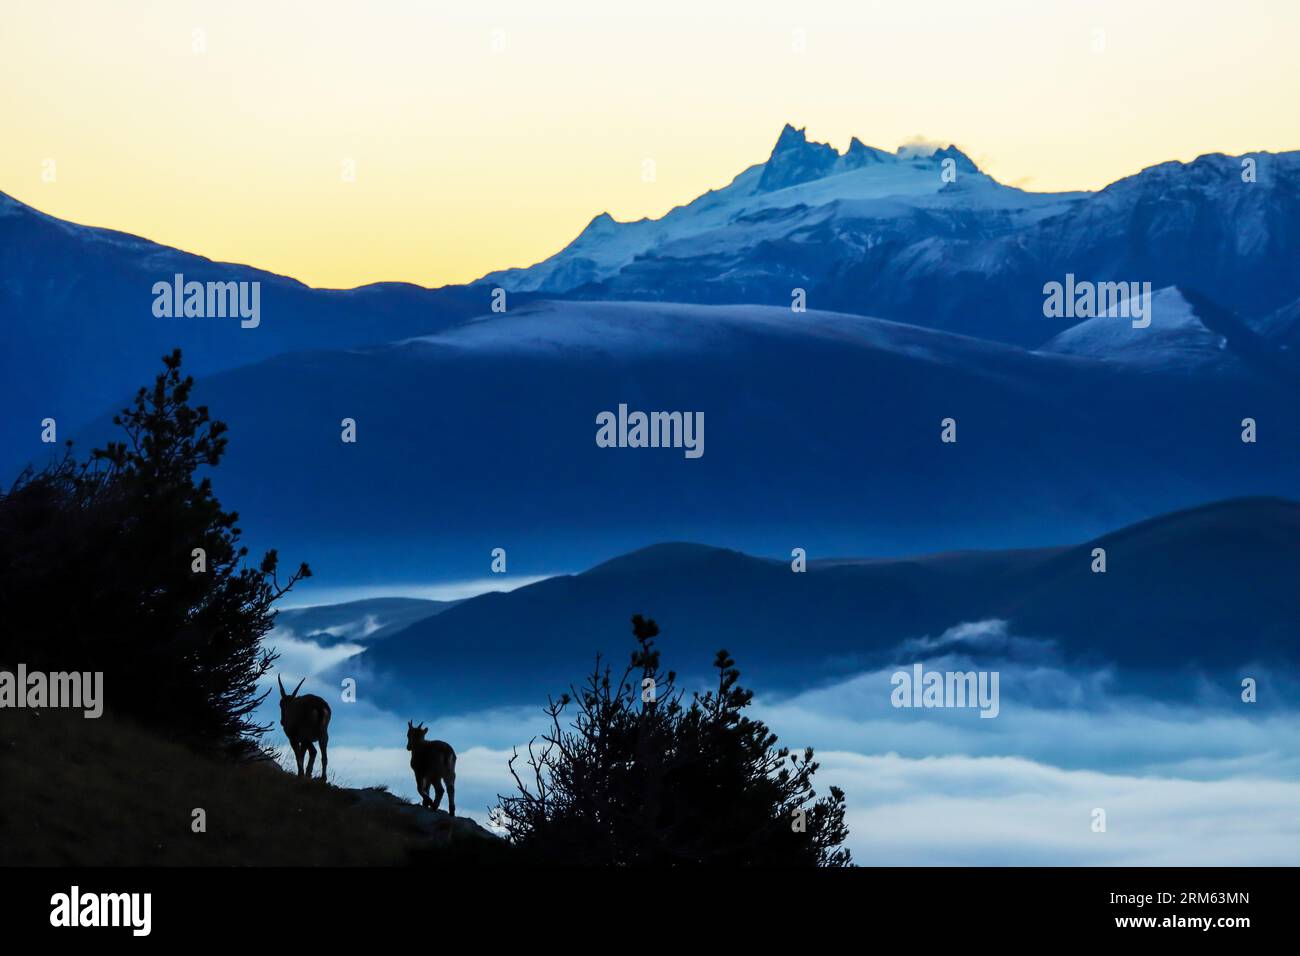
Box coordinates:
[278,675,287,698]
[291,678,306,697]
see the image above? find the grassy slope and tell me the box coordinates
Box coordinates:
[0,708,508,866]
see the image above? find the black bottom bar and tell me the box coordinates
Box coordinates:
[7,866,1279,939]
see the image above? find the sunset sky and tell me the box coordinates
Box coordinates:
[3,0,1297,288]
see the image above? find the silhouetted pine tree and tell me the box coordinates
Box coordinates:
[496,614,851,865]
[0,350,309,750]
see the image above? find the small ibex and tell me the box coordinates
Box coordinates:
[406,720,456,815]
[279,675,331,781]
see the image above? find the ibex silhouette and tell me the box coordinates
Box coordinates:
[406,720,456,815]
[279,676,331,781]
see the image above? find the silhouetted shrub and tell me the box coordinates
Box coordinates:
[0,350,308,751]
[496,614,852,865]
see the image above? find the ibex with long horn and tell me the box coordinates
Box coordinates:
[406,720,456,815]
[279,675,331,781]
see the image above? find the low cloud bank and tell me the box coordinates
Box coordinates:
[261,618,1300,863]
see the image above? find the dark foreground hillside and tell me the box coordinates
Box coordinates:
[0,708,506,866]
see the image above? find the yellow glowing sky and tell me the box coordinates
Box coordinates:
[3,0,1297,289]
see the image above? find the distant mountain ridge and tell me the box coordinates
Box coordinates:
[4,129,1297,592]
[354,497,1300,711]
[478,127,1300,347]
[4,125,1297,470]
[89,296,1293,594]
[0,189,491,469]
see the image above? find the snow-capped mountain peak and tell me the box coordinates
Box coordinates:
[843,136,891,168]
[481,123,994,293]
[756,124,841,191]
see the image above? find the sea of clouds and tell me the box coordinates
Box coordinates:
[260,614,1300,865]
